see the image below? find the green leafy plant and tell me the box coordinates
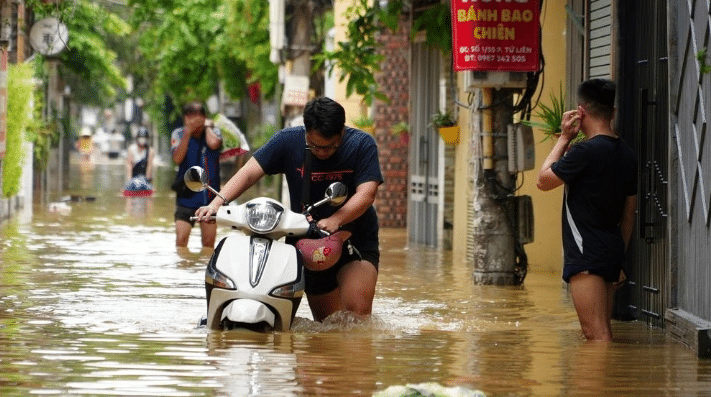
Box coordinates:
[27,122,59,172]
[521,84,577,142]
[698,48,711,74]
[251,123,279,150]
[313,0,400,106]
[411,3,452,54]
[390,121,409,135]
[352,116,374,129]
[28,0,129,106]
[128,0,277,125]
[2,63,35,197]
[313,1,451,106]
[430,111,457,128]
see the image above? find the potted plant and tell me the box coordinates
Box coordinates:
[521,84,583,143]
[390,121,410,145]
[353,115,375,134]
[431,111,459,145]
[390,121,409,136]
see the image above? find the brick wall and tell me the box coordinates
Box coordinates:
[373,18,410,228]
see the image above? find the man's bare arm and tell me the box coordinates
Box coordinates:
[317,181,379,233]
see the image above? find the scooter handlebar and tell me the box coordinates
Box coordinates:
[190,216,216,222]
[308,222,330,237]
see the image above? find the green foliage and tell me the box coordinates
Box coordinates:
[2,63,35,197]
[314,1,452,106]
[390,121,409,135]
[430,111,457,128]
[411,3,452,54]
[250,123,279,150]
[313,0,400,106]
[352,116,374,129]
[28,0,129,106]
[26,121,59,172]
[22,58,60,171]
[697,49,711,74]
[521,84,580,142]
[219,0,278,99]
[131,0,224,105]
[129,0,276,123]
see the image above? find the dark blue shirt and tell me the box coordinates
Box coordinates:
[551,135,637,271]
[253,126,384,250]
[171,127,222,209]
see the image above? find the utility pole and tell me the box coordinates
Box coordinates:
[451,0,539,286]
[469,87,519,285]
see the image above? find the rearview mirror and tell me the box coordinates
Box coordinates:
[325,182,348,206]
[184,166,207,192]
[307,182,349,212]
[182,166,229,204]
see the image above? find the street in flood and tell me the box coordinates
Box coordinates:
[1,156,710,396]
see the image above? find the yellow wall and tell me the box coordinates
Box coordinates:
[332,1,368,125]
[520,0,567,275]
[454,0,568,275]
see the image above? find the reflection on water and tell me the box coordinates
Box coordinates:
[1,155,710,396]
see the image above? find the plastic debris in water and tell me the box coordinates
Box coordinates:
[373,382,486,397]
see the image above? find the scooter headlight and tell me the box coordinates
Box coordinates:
[245,201,283,233]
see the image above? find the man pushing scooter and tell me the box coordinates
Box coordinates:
[195,97,384,322]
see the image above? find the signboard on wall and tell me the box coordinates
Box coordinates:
[451,0,540,72]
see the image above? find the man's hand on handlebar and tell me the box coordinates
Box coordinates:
[193,203,219,223]
[316,217,341,234]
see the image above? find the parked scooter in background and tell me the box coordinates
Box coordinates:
[184,166,349,332]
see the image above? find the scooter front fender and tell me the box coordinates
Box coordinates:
[221,299,275,327]
[206,288,300,332]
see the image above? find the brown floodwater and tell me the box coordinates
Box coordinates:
[1,154,710,396]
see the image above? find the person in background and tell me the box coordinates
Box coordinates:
[536,78,637,341]
[171,101,223,248]
[126,127,155,183]
[194,97,383,322]
[107,128,125,159]
[75,126,94,162]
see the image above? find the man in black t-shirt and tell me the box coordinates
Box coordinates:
[537,79,637,341]
[195,97,383,322]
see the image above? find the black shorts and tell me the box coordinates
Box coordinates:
[175,205,198,227]
[304,246,379,296]
[563,263,622,283]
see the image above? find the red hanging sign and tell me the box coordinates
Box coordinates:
[451,0,540,72]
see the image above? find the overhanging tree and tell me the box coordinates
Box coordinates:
[28,0,129,106]
[128,0,277,122]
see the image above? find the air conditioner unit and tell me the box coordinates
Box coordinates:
[463,71,529,91]
[507,123,535,173]
[514,195,534,244]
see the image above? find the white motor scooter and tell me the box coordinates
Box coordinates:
[184,166,349,332]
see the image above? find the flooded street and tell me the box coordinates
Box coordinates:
[1,155,710,396]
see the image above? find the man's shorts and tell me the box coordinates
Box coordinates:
[175,205,198,227]
[304,246,379,296]
[563,263,622,283]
